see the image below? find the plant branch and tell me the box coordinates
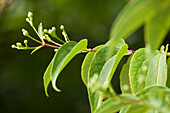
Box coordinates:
[88,49,170,57]
[44,43,60,48]
[27,35,42,44]
[32,26,45,45]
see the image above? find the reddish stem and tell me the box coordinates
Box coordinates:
[44,43,60,48]
[91,49,97,52]
[128,50,135,54]
[43,43,170,56]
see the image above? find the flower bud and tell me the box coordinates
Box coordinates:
[48,29,52,34]
[16,42,22,47]
[44,34,52,42]
[11,45,16,48]
[44,29,48,33]
[54,49,58,52]
[43,36,46,39]
[24,40,28,47]
[28,11,33,18]
[52,27,56,31]
[26,18,33,26]
[22,29,29,36]
[26,18,30,23]
[24,40,28,44]
[60,25,64,30]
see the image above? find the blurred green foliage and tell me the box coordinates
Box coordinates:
[0,0,169,113]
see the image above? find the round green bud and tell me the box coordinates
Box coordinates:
[48,29,52,34]
[24,40,28,44]
[26,18,30,23]
[52,27,56,31]
[54,49,58,52]
[16,42,22,47]
[60,25,64,30]
[44,29,48,33]
[28,11,33,18]
[22,29,29,36]
[43,36,46,39]
[11,45,16,48]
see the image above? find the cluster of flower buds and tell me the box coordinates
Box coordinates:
[44,26,65,44]
[11,40,31,50]
[11,11,71,53]
[26,12,33,26]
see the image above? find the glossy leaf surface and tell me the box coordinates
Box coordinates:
[98,44,128,89]
[51,39,87,91]
[95,94,140,113]
[38,23,44,39]
[88,40,125,112]
[145,46,168,87]
[81,45,104,86]
[94,99,128,113]
[43,53,56,97]
[88,45,117,112]
[129,48,148,94]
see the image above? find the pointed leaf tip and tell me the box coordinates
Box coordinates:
[31,45,43,54]
[52,81,61,92]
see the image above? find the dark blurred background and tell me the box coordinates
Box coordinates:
[0,0,169,113]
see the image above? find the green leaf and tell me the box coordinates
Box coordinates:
[136,86,170,113]
[95,44,128,109]
[166,57,170,88]
[38,22,44,39]
[129,48,149,94]
[126,105,150,113]
[110,0,168,39]
[147,88,170,113]
[147,109,158,113]
[136,86,170,97]
[147,90,167,113]
[109,0,169,50]
[106,38,125,58]
[119,107,129,113]
[81,45,104,86]
[88,45,117,112]
[51,39,87,91]
[94,98,129,113]
[145,45,168,87]
[43,52,57,97]
[95,94,140,113]
[31,45,43,54]
[106,38,125,48]
[98,44,128,89]
[120,55,133,94]
[88,40,126,112]
[145,6,170,51]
